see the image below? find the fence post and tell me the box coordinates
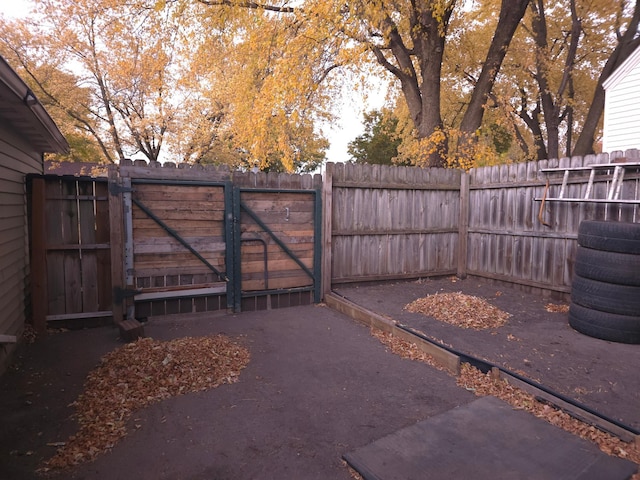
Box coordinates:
[457,171,469,279]
[108,166,125,323]
[321,162,334,299]
[30,177,47,333]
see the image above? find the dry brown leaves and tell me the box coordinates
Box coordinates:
[545,303,570,313]
[370,329,443,371]
[458,363,640,468]
[22,324,37,344]
[372,329,639,475]
[405,292,511,330]
[40,335,250,473]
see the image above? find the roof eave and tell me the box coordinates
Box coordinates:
[0,56,69,154]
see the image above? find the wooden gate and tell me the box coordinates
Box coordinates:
[232,187,322,312]
[111,163,323,321]
[30,176,112,330]
[29,163,323,327]
[125,178,232,319]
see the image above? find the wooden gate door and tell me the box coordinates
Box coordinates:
[30,176,112,330]
[124,178,232,319]
[231,186,322,312]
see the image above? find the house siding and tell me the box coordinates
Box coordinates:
[602,51,640,153]
[0,123,43,374]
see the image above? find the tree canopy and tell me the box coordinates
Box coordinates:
[1,0,638,171]
[347,109,404,165]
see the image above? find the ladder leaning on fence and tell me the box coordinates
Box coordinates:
[534,160,640,226]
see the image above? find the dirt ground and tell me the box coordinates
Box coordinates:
[335,276,640,432]
[1,303,475,480]
[1,276,638,479]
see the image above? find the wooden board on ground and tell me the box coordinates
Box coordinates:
[325,292,460,375]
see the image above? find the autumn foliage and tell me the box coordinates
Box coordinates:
[1,0,639,171]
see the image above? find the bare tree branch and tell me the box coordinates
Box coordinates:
[196,0,296,13]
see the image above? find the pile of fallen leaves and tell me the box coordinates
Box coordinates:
[41,335,250,472]
[545,303,570,313]
[458,363,639,466]
[371,329,640,475]
[405,292,511,329]
[371,329,442,370]
[21,324,37,344]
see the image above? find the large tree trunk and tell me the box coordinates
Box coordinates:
[530,0,561,160]
[572,1,640,156]
[459,0,530,135]
[372,1,453,167]
[414,4,450,167]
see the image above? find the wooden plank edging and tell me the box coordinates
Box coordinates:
[326,293,640,445]
[325,293,461,375]
[498,369,639,444]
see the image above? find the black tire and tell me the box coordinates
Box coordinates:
[574,246,640,286]
[577,220,640,254]
[571,274,640,316]
[569,302,640,344]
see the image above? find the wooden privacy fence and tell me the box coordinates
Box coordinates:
[325,150,640,296]
[29,151,640,328]
[463,152,640,293]
[324,163,461,286]
[30,176,112,327]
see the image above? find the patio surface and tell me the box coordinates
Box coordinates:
[1,276,638,479]
[1,303,473,480]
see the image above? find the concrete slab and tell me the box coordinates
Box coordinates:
[344,396,637,480]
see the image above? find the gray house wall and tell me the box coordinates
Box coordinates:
[0,124,44,373]
[0,54,68,374]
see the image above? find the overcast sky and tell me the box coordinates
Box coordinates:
[0,1,32,19]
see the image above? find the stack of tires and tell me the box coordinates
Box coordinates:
[569,220,640,344]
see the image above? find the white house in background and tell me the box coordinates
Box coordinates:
[0,55,67,374]
[602,46,640,154]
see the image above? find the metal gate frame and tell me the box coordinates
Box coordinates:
[119,178,233,317]
[230,186,322,312]
[118,179,322,316]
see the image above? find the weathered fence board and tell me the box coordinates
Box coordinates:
[466,152,640,294]
[238,188,318,293]
[111,161,323,317]
[30,175,113,328]
[329,163,461,283]
[328,151,640,295]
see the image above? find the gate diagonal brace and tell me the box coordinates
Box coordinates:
[132,197,229,282]
[240,199,315,280]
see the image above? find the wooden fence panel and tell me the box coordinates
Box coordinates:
[30,176,113,326]
[330,163,461,283]
[239,190,316,291]
[117,161,322,316]
[30,152,640,326]
[466,152,640,294]
[127,181,228,318]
